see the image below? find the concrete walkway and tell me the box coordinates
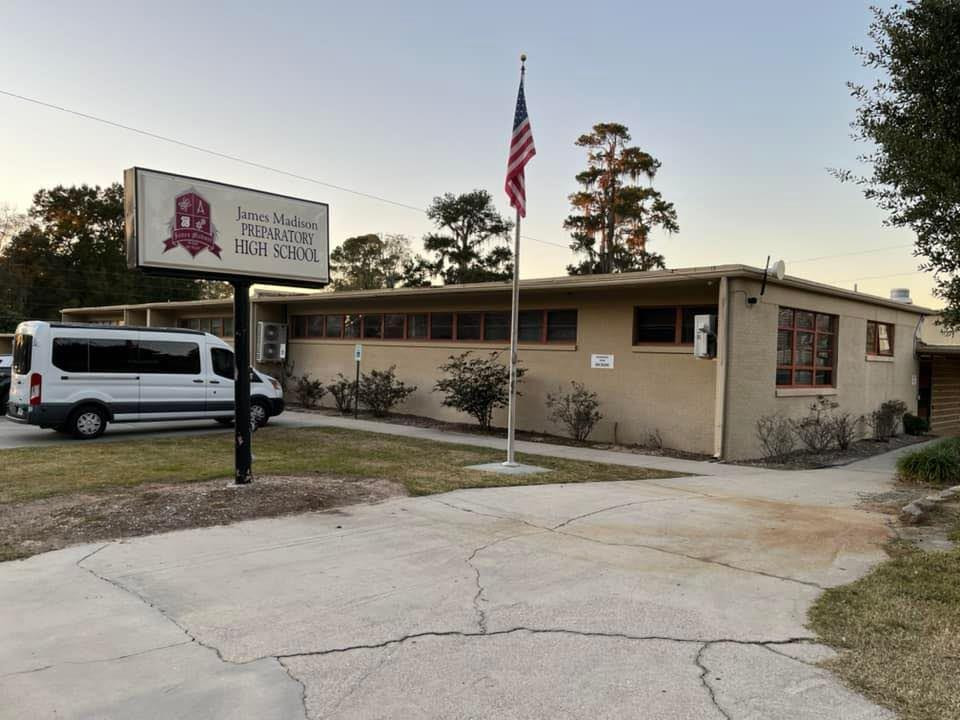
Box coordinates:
[0,428,905,719]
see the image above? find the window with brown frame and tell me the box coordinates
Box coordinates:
[288,309,578,344]
[776,307,837,387]
[180,316,235,338]
[633,306,717,345]
[866,320,894,356]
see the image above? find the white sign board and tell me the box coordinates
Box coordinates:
[125,167,329,286]
[591,354,614,369]
[354,344,363,362]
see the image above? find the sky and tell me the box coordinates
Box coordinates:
[0,0,934,306]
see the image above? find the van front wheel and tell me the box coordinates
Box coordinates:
[69,406,107,440]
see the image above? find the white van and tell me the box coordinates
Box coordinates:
[5,321,284,439]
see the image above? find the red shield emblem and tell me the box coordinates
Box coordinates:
[163,191,222,259]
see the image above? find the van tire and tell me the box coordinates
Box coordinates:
[69,405,107,440]
[251,399,270,428]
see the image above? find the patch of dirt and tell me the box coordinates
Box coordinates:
[858,485,960,553]
[0,475,405,562]
[731,434,930,470]
[290,405,712,461]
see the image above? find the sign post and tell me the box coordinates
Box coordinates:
[354,343,362,420]
[124,168,329,485]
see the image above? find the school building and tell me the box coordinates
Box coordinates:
[59,265,953,459]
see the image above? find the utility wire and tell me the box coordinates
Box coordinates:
[0,89,571,251]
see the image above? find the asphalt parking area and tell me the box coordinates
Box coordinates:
[0,456,899,719]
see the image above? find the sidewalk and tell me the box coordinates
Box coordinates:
[279,410,763,477]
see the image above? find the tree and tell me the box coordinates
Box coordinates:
[0,183,205,331]
[839,2,960,328]
[330,233,414,291]
[408,190,514,285]
[564,123,677,275]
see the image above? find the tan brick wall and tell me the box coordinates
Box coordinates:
[723,277,921,459]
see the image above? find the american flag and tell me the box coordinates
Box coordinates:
[505,69,536,217]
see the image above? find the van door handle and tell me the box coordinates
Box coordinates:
[209,380,220,384]
[193,379,204,384]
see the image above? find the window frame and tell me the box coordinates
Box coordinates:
[633,305,718,346]
[866,320,895,357]
[776,307,838,388]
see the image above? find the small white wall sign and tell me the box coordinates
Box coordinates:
[354,344,363,362]
[591,354,614,369]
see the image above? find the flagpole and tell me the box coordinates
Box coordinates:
[505,203,521,466]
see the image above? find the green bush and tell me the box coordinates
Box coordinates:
[903,413,930,436]
[434,351,525,430]
[294,374,326,408]
[326,374,356,414]
[358,365,416,417]
[546,381,603,442]
[897,438,960,486]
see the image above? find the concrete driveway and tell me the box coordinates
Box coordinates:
[0,445,900,719]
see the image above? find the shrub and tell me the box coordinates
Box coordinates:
[326,373,356,414]
[294,374,326,408]
[756,414,795,460]
[358,365,416,417]
[829,410,861,451]
[868,399,909,441]
[903,412,930,436]
[897,438,960,486]
[434,352,525,430]
[791,397,838,453]
[546,382,603,442]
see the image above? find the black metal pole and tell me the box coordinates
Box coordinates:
[354,353,360,420]
[233,280,253,484]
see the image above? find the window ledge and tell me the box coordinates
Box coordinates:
[289,339,577,352]
[776,387,838,398]
[632,345,693,355]
[865,354,894,363]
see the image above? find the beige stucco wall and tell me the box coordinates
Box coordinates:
[282,282,720,453]
[919,314,958,346]
[722,277,923,459]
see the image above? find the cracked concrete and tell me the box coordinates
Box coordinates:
[0,453,901,718]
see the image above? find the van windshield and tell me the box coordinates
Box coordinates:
[12,334,32,374]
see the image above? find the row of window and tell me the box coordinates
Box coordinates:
[179,316,234,338]
[290,310,579,344]
[633,306,717,345]
[52,338,202,375]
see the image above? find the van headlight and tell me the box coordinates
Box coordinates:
[270,379,281,392]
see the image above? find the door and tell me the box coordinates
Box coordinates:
[49,331,141,421]
[135,336,206,419]
[207,346,235,416]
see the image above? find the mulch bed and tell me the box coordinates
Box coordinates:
[730,434,931,470]
[0,475,404,562]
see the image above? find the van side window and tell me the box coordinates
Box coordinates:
[211,348,235,379]
[52,338,89,372]
[136,341,201,374]
[52,338,136,373]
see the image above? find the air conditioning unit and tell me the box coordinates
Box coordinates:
[256,321,287,363]
[694,314,717,359]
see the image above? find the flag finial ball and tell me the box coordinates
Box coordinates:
[520,53,527,63]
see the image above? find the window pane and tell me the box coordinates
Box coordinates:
[547,310,577,342]
[866,321,877,354]
[224,317,234,337]
[797,311,815,330]
[816,334,834,367]
[776,368,791,386]
[199,318,212,333]
[344,315,361,338]
[776,330,793,365]
[136,340,200,374]
[795,369,813,385]
[816,314,833,333]
[325,315,343,338]
[518,310,543,342]
[292,316,306,339]
[53,338,89,372]
[384,314,405,339]
[89,339,135,373]
[815,370,833,386]
[408,314,428,339]
[797,332,815,366]
[681,306,716,344]
[363,314,383,339]
[211,348,234,379]
[483,312,510,341]
[778,308,794,328]
[307,315,324,338]
[430,313,453,340]
[456,313,482,341]
[878,324,891,354]
[635,307,677,343]
[210,318,223,337]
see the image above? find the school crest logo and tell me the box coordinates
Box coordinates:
[163,191,222,259]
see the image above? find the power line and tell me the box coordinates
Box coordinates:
[787,244,914,264]
[0,89,571,251]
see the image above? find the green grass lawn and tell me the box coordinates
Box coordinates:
[809,542,960,720]
[0,426,682,504]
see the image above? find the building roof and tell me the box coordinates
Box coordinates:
[61,297,234,314]
[253,265,937,315]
